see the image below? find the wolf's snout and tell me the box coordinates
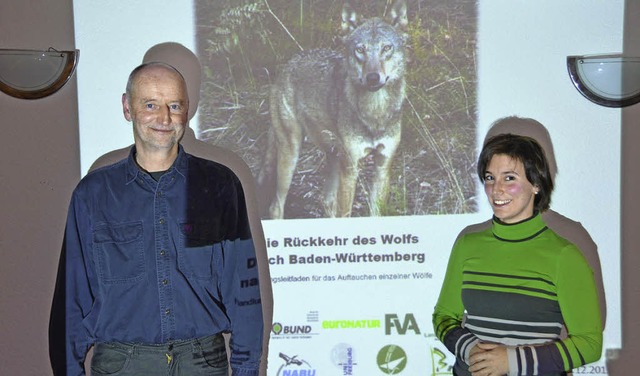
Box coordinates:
[366,72,380,85]
[365,72,385,91]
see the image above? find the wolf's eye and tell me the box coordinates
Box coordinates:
[356,46,365,54]
[383,44,392,52]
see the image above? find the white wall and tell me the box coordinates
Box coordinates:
[73,1,196,175]
[477,0,623,352]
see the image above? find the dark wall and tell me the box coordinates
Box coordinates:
[0,0,637,375]
[608,0,640,373]
[0,1,80,375]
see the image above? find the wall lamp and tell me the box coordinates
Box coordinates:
[0,48,79,100]
[567,54,640,108]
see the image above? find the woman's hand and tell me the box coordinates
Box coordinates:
[468,342,509,376]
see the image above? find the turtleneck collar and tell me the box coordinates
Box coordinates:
[491,212,548,242]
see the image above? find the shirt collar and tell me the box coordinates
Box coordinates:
[125,144,187,184]
[491,212,548,242]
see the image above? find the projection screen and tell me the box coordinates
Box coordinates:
[74,1,621,374]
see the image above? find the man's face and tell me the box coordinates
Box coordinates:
[123,65,188,155]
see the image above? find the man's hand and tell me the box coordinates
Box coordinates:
[468,342,509,376]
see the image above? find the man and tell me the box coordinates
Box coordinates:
[83,41,272,376]
[50,62,263,375]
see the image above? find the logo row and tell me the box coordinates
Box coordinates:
[275,343,409,375]
[272,313,422,338]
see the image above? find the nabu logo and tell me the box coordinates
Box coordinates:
[385,313,420,335]
[277,352,316,376]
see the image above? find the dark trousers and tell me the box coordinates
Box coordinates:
[90,333,228,376]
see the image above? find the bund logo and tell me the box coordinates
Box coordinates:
[276,352,316,376]
[377,345,407,374]
[272,322,312,335]
[272,322,284,335]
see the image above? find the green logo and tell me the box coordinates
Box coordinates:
[272,322,283,335]
[377,344,407,374]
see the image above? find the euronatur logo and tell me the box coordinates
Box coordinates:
[330,343,357,375]
[322,319,380,329]
[276,352,316,376]
[377,344,407,374]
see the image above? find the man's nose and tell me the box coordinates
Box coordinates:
[159,106,171,125]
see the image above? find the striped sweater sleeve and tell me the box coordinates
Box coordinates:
[506,244,602,375]
[433,236,479,366]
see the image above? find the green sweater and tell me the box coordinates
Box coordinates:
[433,214,602,375]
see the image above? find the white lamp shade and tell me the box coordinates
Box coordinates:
[0,48,79,99]
[567,54,640,108]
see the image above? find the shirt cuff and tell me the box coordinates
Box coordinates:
[460,335,480,365]
[506,346,518,376]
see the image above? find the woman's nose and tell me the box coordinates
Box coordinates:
[493,180,504,193]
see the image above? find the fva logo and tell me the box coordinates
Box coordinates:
[385,314,421,335]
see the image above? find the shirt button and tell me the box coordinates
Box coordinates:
[159,218,165,224]
[162,279,169,285]
[165,309,171,315]
[157,191,162,197]
[160,250,166,256]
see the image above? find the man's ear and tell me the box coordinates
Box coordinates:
[122,93,132,121]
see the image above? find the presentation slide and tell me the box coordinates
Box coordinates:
[74,1,621,374]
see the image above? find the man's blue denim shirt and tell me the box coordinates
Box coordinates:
[51,146,263,376]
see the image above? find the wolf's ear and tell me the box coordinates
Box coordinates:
[341,3,358,36]
[386,0,408,32]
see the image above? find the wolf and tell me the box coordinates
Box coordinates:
[259,0,408,218]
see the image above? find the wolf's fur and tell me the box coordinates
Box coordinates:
[259,0,408,218]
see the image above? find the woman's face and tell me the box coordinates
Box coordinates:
[483,154,538,224]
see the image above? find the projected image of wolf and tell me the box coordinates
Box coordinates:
[196,0,478,219]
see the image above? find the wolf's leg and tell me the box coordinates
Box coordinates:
[332,153,359,217]
[321,152,344,217]
[322,153,338,217]
[369,135,401,216]
[369,159,392,216]
[268,95,303,219]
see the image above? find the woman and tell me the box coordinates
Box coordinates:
[433,134,602,375]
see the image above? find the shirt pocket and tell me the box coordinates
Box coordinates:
[93,221,145,285]
[177,221,219,280]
